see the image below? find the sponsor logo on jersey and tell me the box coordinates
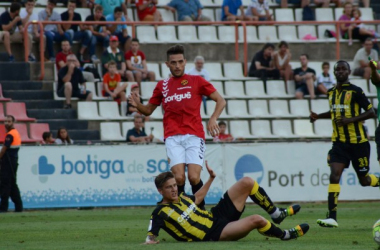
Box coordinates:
[177,203,196,224]
[164,92,192,103]
[181,80,188,86]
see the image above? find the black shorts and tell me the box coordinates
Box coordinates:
[57,86,91,100]
[328,141,370,176]
[204,192,244,241]
[375,124,380,160]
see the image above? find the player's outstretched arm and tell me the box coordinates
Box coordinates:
[129,92,157,116]
[309,110,331,123]
[194,161,216,206]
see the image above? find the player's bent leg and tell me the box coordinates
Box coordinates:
[227,177,254,212]
[219,215,268,241]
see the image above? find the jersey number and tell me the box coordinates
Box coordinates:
[358,157,368,167]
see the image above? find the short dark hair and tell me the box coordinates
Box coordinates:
[218,121,227,127]
[278,41,288,48]
[334,60,351,70]
[26,0,35,3]
[61,39,70,44]
[68,0,76,5]
[42,132,52,140]
[10,2,21,13]
[94,5,103,12]
[114,6,122,13]
[134,115,143,122]
[6,115,15,122]
[108,60,117,67]
[166,44,185,61]
[364,37,373,43]
[300,54,309,59]
[322,62,330,68]
[155,171,175,189]
[48,0,58,5]
[262,43,275,51]
[131,38,139,43]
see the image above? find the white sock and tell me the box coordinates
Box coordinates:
[270,208,281,218]
[282,230,290,240]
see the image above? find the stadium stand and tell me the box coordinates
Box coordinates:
[29,123,50,142]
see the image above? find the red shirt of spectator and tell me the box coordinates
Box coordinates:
[56,50,74,71]
[149,75,216,140]
[124,50,145,68]
[102,72,122,95]
[136,0,157,21]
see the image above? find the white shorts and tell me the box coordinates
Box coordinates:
[165,134,206,168]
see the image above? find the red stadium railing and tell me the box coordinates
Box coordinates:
[24,20,380,80]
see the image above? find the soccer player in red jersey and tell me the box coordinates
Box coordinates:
[129,45,226,208]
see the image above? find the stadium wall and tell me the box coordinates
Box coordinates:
[15,142,380,209]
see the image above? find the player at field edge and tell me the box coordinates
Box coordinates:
[144,161,307,243]
[369,58,380,164]
[310,60,379,228]
[129,44,225,209]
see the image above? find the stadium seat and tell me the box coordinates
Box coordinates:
[248,100,272,117]
[289,99,310,117]
[218,26,236,43]
[6,102,36,122]
[298,25,317,40]
[275,9,294,21]
[242,0,251,6]
[230,120,255,139]
[100,122,125,141]
[146,62,163,80]
[258,26,278,42]
[202,121,212,140]
[287,80,296,96]
[178,25,199,42]
[317,25,336,40]
[121,121,134,138]
[311,99,329,114]
[0,84,11,101]
[224,81,246,98]
[223,62,251,80]
[53,81,79,101]
[156,0,170,6]
[245,81,267,97]
[365,119,376,137]
[136,26,158,43]
[313,119,332,137]
[198,26,218,43]
[0,103,6,121]
[204,63,227,80]
[29,123,50,141]
[77,102,102,120]
[157,26,178,42]
[210,81,225,97]
[316,8,334,21]
[14,123,38,143]
[360,8,375,30]
[266,81,292,97]
[294,8,303,21]
[145,121,164,141]
[214,8,222,21]
[55,7,66,14]
[99,102,124,120]
[160,63,171,79]
[202,8,215,21]
[127,8,134,21]
[308,62,323,77]
[36,0,48,6]
[206,100,229,118]
[251,120,274,138]
[272,120,297,138]
[227,100,251,118]
[294,119,316,137]
[0,124,5,143]
[158,8,175,21]
[269,100,292,117]
[278,25,298,42]
[200,104,208,119]
[238,26,258,43]
[141,81,157,99]
[150,107,164,120]
[86,82,107,100]
[76,8,91,21]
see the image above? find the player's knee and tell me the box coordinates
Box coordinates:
[249,215,267,227]
[188,175,200,185]
[240,176,255,189]
[175,175,186,185]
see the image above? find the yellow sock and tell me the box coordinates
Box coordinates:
[368,174,380,187]
[250,181,259,195]
[328,184,341,193]
[258,220,272,236]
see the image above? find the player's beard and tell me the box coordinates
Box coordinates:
[171,68,184,78]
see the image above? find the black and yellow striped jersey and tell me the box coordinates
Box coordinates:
[147,193,214,241]
[328,83,372,143]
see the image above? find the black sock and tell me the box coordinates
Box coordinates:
[327,184,340,221]
[250,187,276,214]
[258,220,285,238]
[192,180,205,208]
[177,184,185,195]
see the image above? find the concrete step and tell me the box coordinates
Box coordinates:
[24,100,63,109]
[38,119,88,131]
[3,90,53,100]
[1,81,43,90]
[69,129,100,141]
[27,109,76,119]
[0,62,30,81]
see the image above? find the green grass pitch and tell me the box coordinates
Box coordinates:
[1,202,380,250]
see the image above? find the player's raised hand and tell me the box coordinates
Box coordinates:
[369,60,378,71]
[205,161,216,179]
[128,91,141,107]
[207,118,220,137]
[309,110,318,123]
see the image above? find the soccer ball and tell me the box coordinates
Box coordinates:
[373,219,380,245]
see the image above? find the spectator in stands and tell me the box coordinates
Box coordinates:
[353,38,379,80]
[125,38,156,84]
[338,2,374,43]
[248,43,280,81]
[126,83,144,116]
[60,0,92,63]
[0,3,34,62]
[105,7,131,52]
[213,121,234,142]
[101,35,133,81]
[56,40,95,81]
[221,0,254,21]
[126,115,154,143]
[187,55,211,81]
[273,41,293,86]
[42,132,55,144]
[294,54,316,99]
[275,0,309,8]
[85,5,110,62]
[165,0,211,21]
[55,127,74,145]
[95,0,130,19]
[348,8,380,46]
[245,0,273,21]
[38,0,70,62]
[136,0,162,22]
[345,0,370,8]
[20,0,42,61]
[102,60,128,102]
[59,0,87,7]
[57,54,93,109]
[316,62,336,95]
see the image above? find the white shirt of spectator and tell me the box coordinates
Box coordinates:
[17,8,39,33]
[186,67,211,81]
[317,73,336,89]
[352,47,378,70]
[245,0,269,17]
[38,9,62,32]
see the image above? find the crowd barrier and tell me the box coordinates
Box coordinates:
[13,142,380,209]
